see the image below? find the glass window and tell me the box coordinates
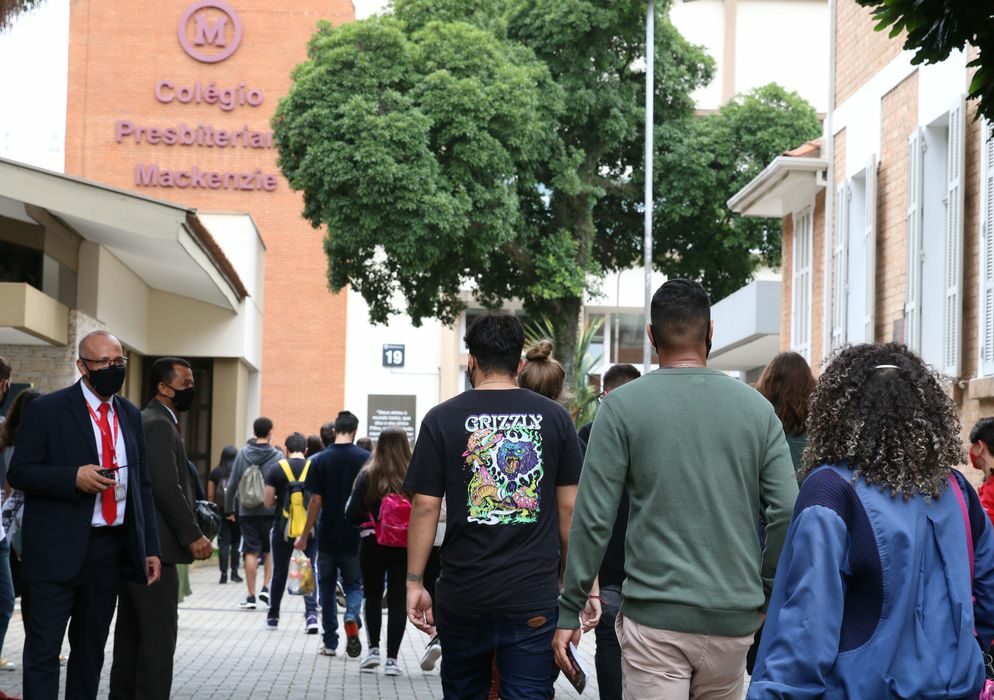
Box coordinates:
[612,313,645,364]
[0,240,42,289]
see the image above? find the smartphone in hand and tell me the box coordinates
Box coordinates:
[566,641,587,694]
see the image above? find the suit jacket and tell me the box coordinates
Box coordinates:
[142,399,201,565]
[8,381,160,584]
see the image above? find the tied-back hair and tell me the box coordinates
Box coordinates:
[0,389,43,450]
[755,352,816,436]
[363,428,412,511]
[802,343,963,498]
[518,339,566,401]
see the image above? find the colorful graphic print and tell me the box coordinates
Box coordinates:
[463,417,544,525]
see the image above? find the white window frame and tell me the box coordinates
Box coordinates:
[906,96,966,376]
[830,155,878,351]
[943,96,966,378]
[791,207,814,360]
[980,118,994,376]
[831,181,849,351]
[905,128,925,352]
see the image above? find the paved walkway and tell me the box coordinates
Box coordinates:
[0,561,598,699]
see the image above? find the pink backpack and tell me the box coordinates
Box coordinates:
[375,493,411,548]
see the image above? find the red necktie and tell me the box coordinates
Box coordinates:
[97,403,118,525]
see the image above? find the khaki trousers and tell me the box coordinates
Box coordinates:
[616,612,753,700]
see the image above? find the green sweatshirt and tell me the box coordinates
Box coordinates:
[558,368,798,637]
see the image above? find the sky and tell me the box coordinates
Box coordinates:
[0,0,390,170]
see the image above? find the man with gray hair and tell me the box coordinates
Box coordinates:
[9,330,160,700]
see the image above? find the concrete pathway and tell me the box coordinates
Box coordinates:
[0,561,598,699]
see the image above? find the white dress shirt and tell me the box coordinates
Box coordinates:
[80,380,129,527]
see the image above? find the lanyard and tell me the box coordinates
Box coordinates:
[86,401,120,468]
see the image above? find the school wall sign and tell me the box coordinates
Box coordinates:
[118,0,279,194]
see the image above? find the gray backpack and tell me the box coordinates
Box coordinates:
[238,463,266,509]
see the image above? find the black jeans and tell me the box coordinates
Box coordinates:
[217,519,240,574]
[359,537,407,659]
[268,531,316,621]
[594,584,623,700]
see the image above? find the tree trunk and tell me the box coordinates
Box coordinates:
[551,295,582,392]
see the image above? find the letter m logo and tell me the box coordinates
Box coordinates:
[193,13,227,47]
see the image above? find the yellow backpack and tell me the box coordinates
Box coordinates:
[279,459,311,540]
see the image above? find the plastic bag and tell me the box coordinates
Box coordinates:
[288,550,315,596]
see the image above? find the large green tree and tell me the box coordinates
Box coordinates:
[0,0,43,29]
[596,84,822,301]
[855,0,993,123]
[274,0,818,379]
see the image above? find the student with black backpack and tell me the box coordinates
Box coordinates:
[225,417,280,610]
[208,445,242,584]
[263,432,319,632]
[345,428,412,677]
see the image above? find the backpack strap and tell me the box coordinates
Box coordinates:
[949,472,975,583]
[300,460,311,482]
[279,459,294,483]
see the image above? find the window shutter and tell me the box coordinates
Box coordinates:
[982,119,994,376]
[943,96,966,377]
[791,210,813,360]
[905,129,925,352]
[832,183,850,351]
[864,155,878,343]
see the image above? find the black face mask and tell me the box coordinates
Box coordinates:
[166,386,196,413]
[465,366,476,389]
[87,365,126,397]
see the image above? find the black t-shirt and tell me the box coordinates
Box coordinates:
[208,466,230,510]
[304,444,370,556]
[265,457,311,541]
[403,388,582,613]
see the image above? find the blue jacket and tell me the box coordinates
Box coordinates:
[749,464,994,699]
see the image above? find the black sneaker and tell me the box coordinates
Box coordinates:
[344,618,362,658]
[239,596,257,610]
[219,573,228,584]
[230,571,243,583]
[259,588,270,605]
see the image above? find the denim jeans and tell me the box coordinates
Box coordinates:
[0,538,13,657]
[268,530,317,621]
[437,603,558,700]
[317,552,362,649]
[594,584,623,700]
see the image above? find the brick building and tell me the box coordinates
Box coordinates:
[730,0,993,443]
[1,1,355,471]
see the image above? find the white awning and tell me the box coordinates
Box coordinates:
[0,157,248,311]
[727,156,827,218]
[709,279,781,372]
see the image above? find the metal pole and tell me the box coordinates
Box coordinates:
[642,0,655,373]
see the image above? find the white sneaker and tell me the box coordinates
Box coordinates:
[360,648,381,671]
[384,658,402,676]
[0,657,15,671]
[420,637,442,671]
[318,644,336,656]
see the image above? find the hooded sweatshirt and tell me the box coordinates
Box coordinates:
[225,439,280,518]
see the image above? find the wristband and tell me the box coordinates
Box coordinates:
[588,595,602,600]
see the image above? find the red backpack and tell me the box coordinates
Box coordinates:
[375,493,412,547]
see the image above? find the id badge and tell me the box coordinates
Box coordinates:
[114,482,127,503]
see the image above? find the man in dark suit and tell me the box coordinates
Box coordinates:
[8,330,161,700]
[109,357,211,700]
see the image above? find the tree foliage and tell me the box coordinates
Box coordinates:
[855,0,994,123]
[274,0,820,378]
[0,0,44,29]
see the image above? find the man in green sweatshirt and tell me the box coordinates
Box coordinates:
[553,279,798,699]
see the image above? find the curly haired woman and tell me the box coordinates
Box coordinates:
[748,344,994,699]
